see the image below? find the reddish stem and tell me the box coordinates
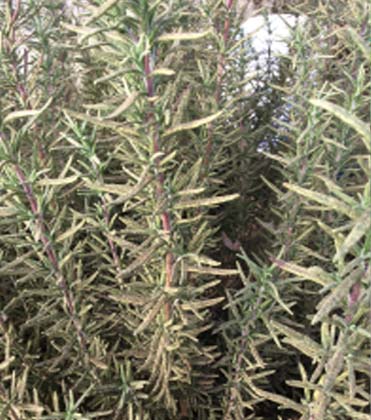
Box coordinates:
[10,0,21,27]
[144,53,173,318]
[15,165,87,351]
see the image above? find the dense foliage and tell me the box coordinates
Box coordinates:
[0,1,369,419]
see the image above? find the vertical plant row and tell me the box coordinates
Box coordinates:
[1,0,267,418]
[0,1,91,418]
[228,0,371,419]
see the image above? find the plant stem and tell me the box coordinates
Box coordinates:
[144,53,173,319]
[203,0,234,173]
[102,197,122,277]
[14,164,87,351]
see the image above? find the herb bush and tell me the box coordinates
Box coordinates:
[224,1,370,419]
[0,1,369,419]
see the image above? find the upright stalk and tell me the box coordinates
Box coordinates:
[144,53,173,319]
[203,0,234,173]
[14,165,87,351]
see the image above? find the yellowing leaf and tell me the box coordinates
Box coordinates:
[150,68,176,76]
[94,67,130,85]
[271,320,322,359]
[61,22,96,35]
[158,30,211,42]
[347,27,371,63]
[0,207,17,216]
[86,182,131,196]
[334,211,371,261]
[134,295,166,335]
[56,220,85,243]
[4,109,40,122]
[283,183,357,219]
[105,92,139,119]
[65,109,140,138]
[163,111,223,137]
[310,99,370,152]
[272,259,334,286]
[0,356,15,371]
[175,193,239,209]
[177,187,205,197]
[4,98,53,124]
[64,110,119,129]
[118,241,163,279]
[186,266,238,276]
[90,358,109,370]
[315,174,357,206]
[244,375,305,414]
[37,175,79,187]
[85,0,120,25]
[312,267,363,325]
[85,168,151,204]
[180,296,224,311]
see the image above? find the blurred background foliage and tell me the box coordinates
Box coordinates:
[0,0,369,419]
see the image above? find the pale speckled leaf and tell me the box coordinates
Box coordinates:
[85,0,120,25]
[334,211,371,261]
[271,320,322,359]
[347,27,371,63]
[104,92,139,119]
[56,220,85,243]
[310,99,370,152]
[150,68,176,76]
[175,193,239,209]
[4,98,52,124]
[312,267,364,325]
[272,258,334,286]
[0,207,17,216]
[37,175,79,187]
[164,111,223,137]
[283,183,357,218]
[134,295,166,336]
[186,266,239,276]
[158,30,211,42]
